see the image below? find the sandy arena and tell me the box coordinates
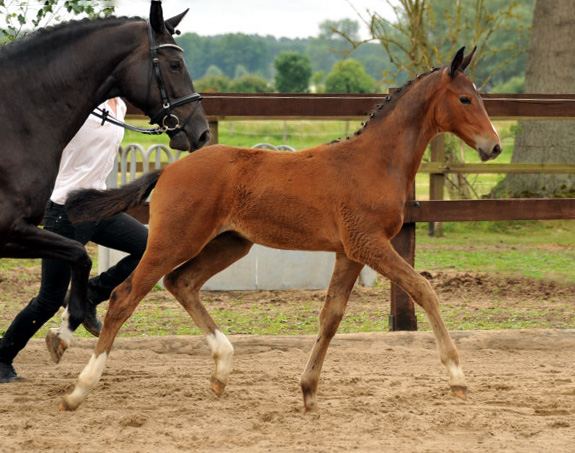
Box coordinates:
[0,329,573,452]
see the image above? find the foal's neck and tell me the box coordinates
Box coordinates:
[354,71,443,189]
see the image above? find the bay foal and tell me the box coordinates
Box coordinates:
[62,47,502,411]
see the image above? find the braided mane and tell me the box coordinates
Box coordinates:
[329,67,443,144]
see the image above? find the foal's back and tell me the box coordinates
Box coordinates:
[149,142,386,253]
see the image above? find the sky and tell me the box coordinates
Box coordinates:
[114,0,395,39]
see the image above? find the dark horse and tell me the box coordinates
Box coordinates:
[62,48,502,411]
[0,0,210,360]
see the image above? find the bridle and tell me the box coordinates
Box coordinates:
[145,19,203,132]
[92,20,203,136]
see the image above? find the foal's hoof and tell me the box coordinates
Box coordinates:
[45,329,68,364]
[451,385,468,400]
[59,396,77,412]
[210,376,226,397]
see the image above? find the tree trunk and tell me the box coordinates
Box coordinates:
[494,0,575,198]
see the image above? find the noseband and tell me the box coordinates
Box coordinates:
[146,20,203,133]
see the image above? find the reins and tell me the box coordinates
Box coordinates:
[90,19,203,136]
[91,107,163,135]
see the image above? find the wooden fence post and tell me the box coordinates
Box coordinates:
[208,119,219,145]
[389,221,418,331]
[389,182,418,331]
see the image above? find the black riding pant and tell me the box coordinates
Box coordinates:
[0,201,148,364]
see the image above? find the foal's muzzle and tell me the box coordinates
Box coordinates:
[478,143,503,162]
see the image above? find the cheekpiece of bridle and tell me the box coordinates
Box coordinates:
[91,20,203,136]
[145,19,203,132]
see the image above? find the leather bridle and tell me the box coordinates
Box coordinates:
[91,20,203,136]
[145,19,203,133]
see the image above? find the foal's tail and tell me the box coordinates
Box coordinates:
[65,169,163,222]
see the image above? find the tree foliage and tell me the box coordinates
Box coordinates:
[274,51,312,93]
[229,74,273,93]
[324,59,377,93]
[0,0,114,41]
[342,0,533,90]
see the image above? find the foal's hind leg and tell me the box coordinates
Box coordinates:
[353,240,467,399]
[300,253,363,412]
[163,232,253,397]
[61,258,171,411]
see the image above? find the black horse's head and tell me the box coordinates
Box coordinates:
[119,0,210,151]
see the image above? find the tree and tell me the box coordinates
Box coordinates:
[204,65,224,78]
[195,75,231,93]
[274,51,312,93]
[344,0,532,88]
[234,65,249,79]
[493,0,575,197]
[211,33,269,78]
[324,59,377,93]
[0,0,114,41]
[229,74,272,93]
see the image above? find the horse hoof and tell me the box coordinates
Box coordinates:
[210,376,226,397]
[304,404,320,415]
[45,329,68,364]
[59,395,78,411]
[451,385,468,400]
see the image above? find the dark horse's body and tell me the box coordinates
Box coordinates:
[0,0,209,357]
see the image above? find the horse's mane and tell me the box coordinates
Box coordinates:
[0,15,141,58]
[329,66,444,144]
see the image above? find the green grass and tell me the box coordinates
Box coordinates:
[415,220,575,283]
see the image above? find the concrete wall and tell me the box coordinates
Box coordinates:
[98,245,378,290]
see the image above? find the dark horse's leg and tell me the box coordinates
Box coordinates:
[1,221,92,362]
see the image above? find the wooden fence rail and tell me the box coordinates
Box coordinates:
[124,93,575,331]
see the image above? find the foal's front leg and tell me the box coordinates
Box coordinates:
[300,253,363,412]
[357,240,467,399]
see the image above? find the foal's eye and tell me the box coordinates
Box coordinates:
[169,61,182,71]
[459,96,472,105]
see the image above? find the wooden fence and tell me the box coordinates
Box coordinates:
[125,93,575,331]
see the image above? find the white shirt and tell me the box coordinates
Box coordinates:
[50,98,127,204]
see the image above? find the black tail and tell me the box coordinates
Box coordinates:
[65,169,163,222]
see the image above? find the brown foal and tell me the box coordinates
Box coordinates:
[61,47,502,411]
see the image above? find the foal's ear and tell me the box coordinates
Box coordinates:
[449,46,466,78]
[149,0,165,34]
[165,9,189,35]
[460,46,477,72]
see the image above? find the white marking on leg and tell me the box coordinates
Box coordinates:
[54,308,74,347]
[206,329,234,384]
[65,353,108,410]
[446,360,466,388]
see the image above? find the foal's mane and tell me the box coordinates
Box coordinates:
[0,15,141,58]
[330,67,443,144]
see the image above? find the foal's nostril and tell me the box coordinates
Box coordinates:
[493,143,502,156]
